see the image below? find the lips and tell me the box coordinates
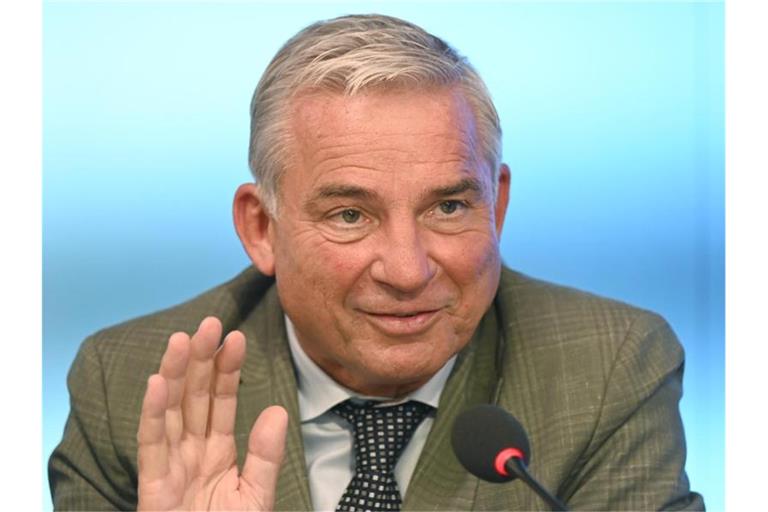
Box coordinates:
[359,308,442,336]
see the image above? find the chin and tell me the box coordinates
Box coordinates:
[351,344,452,393]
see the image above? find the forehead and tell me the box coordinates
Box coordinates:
[287,87,480,168]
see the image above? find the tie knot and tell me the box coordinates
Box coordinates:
[332,400,432,473]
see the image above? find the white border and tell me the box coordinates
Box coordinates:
[725,0,768,510]
[0,0,42,506]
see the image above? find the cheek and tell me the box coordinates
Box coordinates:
[326,247,366,281]
[439,232,500,281]
[281,233,373,297]
[437,233,501,320]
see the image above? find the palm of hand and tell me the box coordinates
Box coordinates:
[137,317,287,511]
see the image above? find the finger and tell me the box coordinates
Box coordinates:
[181,316,222,436]
[241,405,288,506]
[209,330,246,436]
[137,374,170,481]
[158,332,191,446]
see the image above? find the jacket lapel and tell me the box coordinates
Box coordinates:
[402,305,503,511]
[235,285,313,511]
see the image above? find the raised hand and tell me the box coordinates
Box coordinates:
[137,316,287,510]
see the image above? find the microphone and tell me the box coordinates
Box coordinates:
[451,404,568,511]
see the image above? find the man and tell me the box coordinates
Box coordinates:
[49,14,704,511]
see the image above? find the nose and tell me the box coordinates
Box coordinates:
[369,221,437,295]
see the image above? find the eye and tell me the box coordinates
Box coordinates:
[424,199,472,233]
[321,207,375,243]
[340,209,362,223]
[438,200,461,215]
[325,207,371,230]
[436,200,469,216]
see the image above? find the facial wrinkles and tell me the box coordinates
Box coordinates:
[291,90,481,173]
[311,139,471,184]
[306,156,483,225]
[288,153,495,289]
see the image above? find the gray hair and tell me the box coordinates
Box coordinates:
[248,14,502,214]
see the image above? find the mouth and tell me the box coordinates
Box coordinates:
[359,308,442,337]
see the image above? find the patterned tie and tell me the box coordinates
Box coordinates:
[332,399,433,512]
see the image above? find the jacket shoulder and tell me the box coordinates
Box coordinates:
[497,266,674,350]
[482,268,694,510]
[83,267,275,358]
[69,267,276,447]
[50,268,276,510]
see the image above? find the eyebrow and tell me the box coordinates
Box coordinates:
[430,177,484,198]
[312,184,379,202]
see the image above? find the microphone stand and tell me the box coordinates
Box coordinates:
[504,457,569,511]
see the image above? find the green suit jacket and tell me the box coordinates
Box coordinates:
[49,267,704,510]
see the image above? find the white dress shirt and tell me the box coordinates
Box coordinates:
[285,317,456,512]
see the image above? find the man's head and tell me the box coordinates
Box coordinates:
[234,14,510,397]
[246,14,503,215]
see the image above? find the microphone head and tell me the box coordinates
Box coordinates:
[451,404,531,483]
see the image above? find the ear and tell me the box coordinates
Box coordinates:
[233,183,276,276]
[494,163,511,236]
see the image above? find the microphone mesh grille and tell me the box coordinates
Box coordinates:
[451,404,531,483]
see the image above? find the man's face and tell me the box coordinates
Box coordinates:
[265,87,509,397]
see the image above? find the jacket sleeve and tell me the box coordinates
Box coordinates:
[562,315,705,511]
[48,336,139,511]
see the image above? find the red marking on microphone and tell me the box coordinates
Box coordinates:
[494,447,525,476]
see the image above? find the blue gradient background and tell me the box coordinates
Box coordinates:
[43,1,724,509]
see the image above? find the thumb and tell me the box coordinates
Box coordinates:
[241,405,288,508]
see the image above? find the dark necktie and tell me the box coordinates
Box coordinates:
[332,399,433,512]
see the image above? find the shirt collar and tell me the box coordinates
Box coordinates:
[285,315,456,422]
